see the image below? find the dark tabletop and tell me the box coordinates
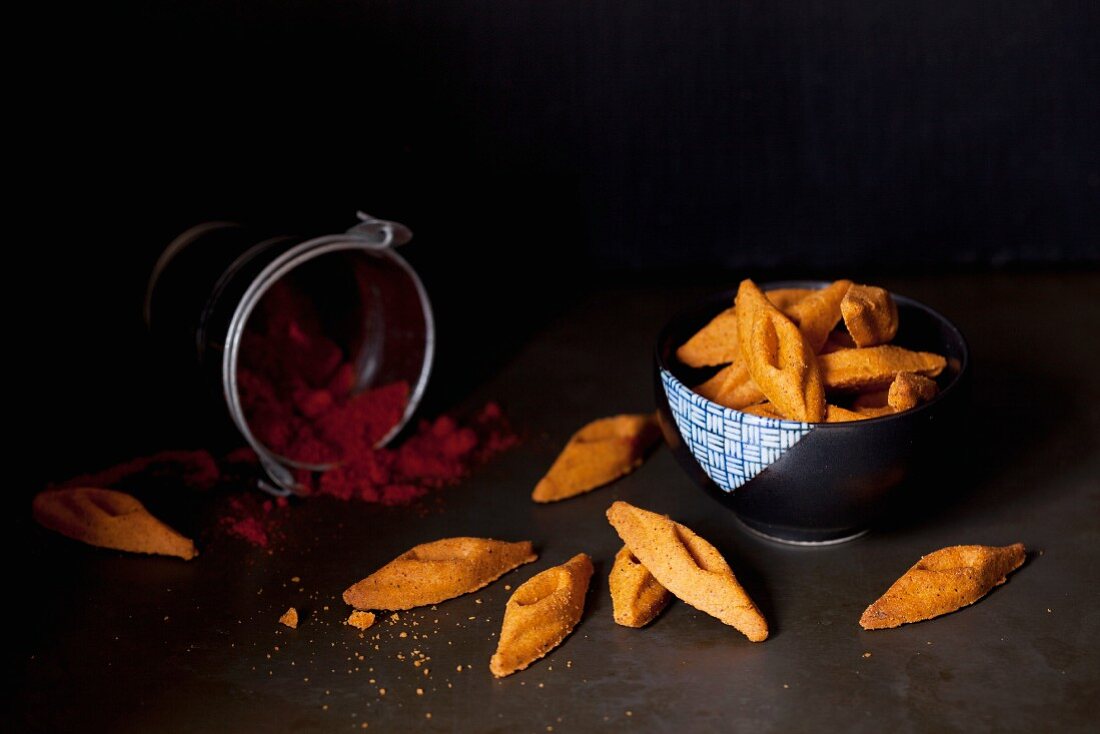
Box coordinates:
[17,271,1100,733]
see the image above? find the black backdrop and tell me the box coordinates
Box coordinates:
[18,1,1100,481]
[36,0,1100,266]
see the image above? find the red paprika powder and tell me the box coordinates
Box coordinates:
[217,399,516,547]
[236,279,412,465]
[52,280,517,551]
[233,276,518,510]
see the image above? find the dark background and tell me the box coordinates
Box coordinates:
[19,1,1099,482]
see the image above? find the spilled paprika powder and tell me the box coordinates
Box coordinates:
[54,279,517,550]
[234,277,518,507]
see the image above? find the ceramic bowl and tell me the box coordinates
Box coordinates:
[654,281,970,544]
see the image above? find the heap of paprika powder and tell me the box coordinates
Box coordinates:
[58,279,518,550]
[234,278,517,504]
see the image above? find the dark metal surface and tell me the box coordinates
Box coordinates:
[18,272,1100,733]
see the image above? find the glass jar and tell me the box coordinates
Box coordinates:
[144,213,434,495]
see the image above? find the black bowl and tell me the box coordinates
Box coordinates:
[654,281,970,544]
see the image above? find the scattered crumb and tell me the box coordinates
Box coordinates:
[626,711,633,717]
[348,611,376,631]
[862,652,872,659]
[416,688,424,696]
[279,608,299,629]
[390,613,400,622]
[399,632,408,638]
[291,576,301,583]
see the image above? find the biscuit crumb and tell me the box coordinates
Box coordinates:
[348,611,376,630]
[279,607,299,629]
[862,652,872,658]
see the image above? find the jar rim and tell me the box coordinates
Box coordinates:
[221,232,435,495]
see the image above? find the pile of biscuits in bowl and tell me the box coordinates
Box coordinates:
[655,278,971,543]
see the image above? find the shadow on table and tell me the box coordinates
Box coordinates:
[876,360,1078,533]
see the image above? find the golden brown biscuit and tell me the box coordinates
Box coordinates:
[693,361,766,410]
[343,538,536,610]
[824,404,872,422]
[860,544,1026,630]
[847,372,939,418]
[32,487,197,560]
[739,402,785,419]
[887,371,939,411]
[764,287,815,311]
[676,289,814,368]
[819,345,946,392]
[609,545,672,628]
[279,607,299,629]
[741,402,871,422]
[841,284,899,347]
[347,611,376,630]
[676,307,740,368]
[606,501,768,641]
[784,280,853,353]
[490,553,593,677]
[532,414,662,503]
[736,279,826,422]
